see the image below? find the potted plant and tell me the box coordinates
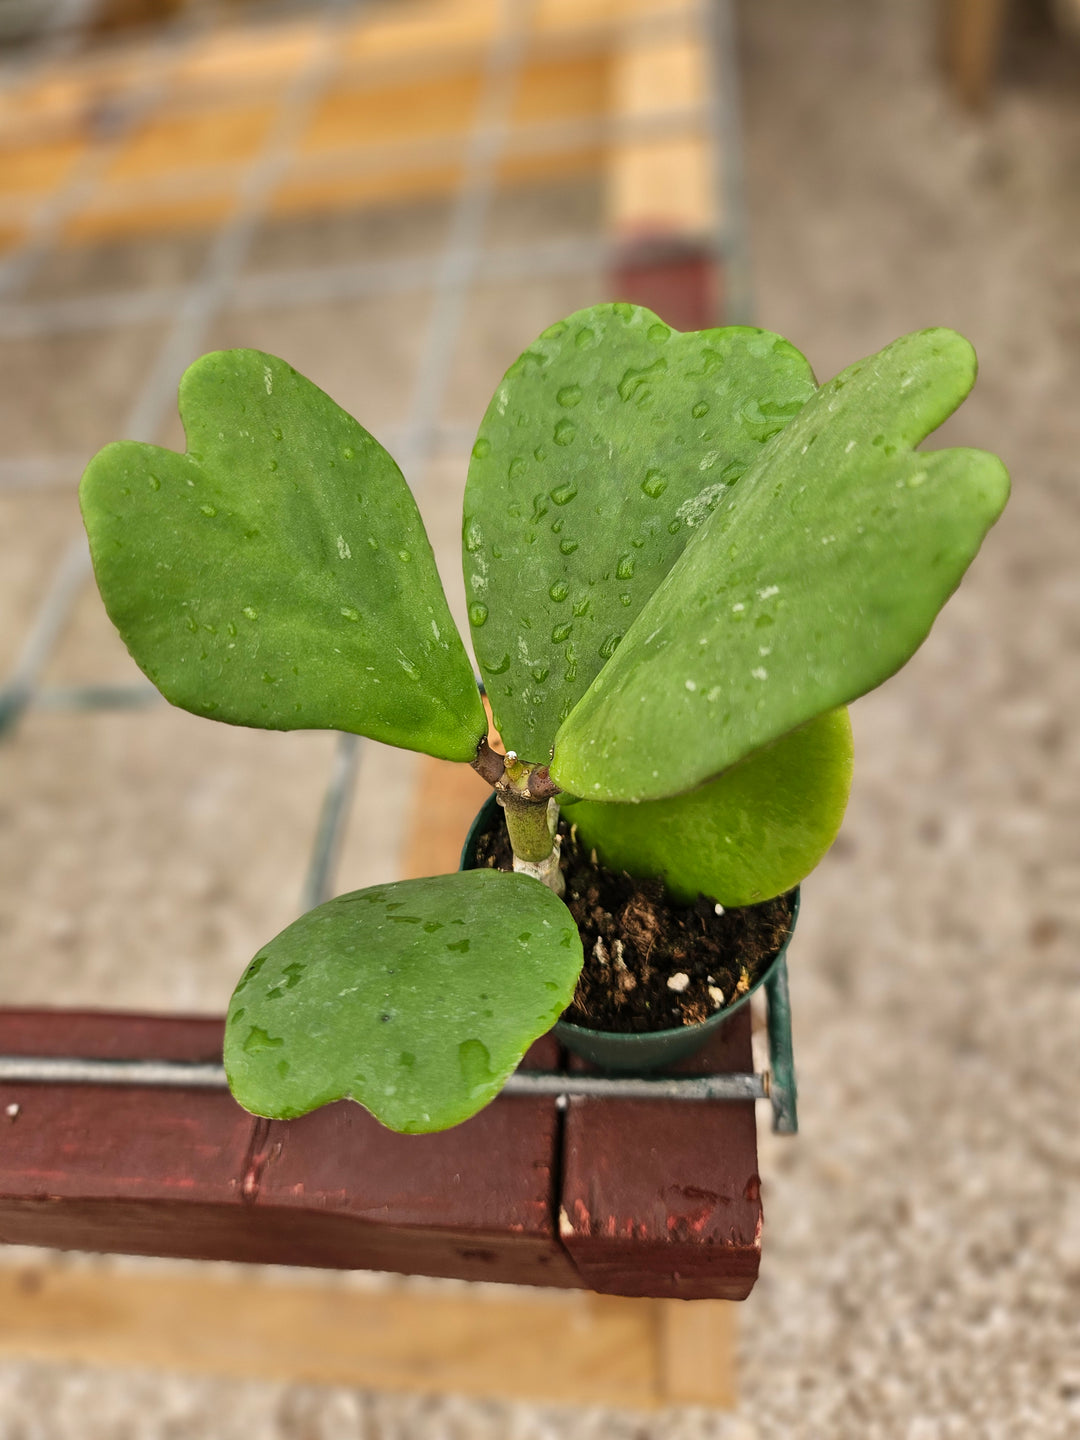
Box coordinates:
[79,304,1008,1134]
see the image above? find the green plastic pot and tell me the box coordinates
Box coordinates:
[460,792,800,1073]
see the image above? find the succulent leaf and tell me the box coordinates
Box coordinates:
[551,328,1010,802]
[463,304,816,762]
[562,708,853,906]
[225,870,583,1134]
[81,349,486,762]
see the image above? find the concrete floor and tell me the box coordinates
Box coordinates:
[0,0,1078,1435]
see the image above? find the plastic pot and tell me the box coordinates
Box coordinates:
[460,792,799,1073]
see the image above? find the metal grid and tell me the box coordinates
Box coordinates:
[0,0,794,1126]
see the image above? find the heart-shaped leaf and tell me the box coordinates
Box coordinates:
[551,328,1010,802]
[81,349,486,763]
[463,304,816,762]
[224,870,583,1134]
[562,708,853,907]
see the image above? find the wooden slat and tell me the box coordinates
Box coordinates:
[106,104,276,182]
[0,1011,578,1288]
[344,0,497,70]
[0,139,85,199]
[269,158,466,221]
[0,0,714,243]
[658,1297,738,1407]
[941,0,1007,110]
[511,53,608,127]
[302,73,483,156]
[611,246,718,331]
[64,191,237,243]
[175,21,323,90]
[0,1263,675,1409]
[558,1009,762,1300]
[402,755,491,880]
[246,1032,579,1287]
[607,30,713,244]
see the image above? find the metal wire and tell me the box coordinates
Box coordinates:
[704,0,752,324]
[0,15,211,299]
[0,103,708,239]
[0,233,612,345]
[0,0,354,737]
[299,731,362,911]
[0,1053,767,1101]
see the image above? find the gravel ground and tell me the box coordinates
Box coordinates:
[0,0,1078,1435]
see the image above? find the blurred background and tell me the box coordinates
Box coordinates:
[0,0,1077,1434]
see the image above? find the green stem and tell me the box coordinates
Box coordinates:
[471,737,564,895]
[500,792,555,863]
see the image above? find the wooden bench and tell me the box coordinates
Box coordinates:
[0,1002,759,1407]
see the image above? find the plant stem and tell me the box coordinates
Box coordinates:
[471,737,564,896]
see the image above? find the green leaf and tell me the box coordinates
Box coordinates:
[562,708,853,906]
[463,304,816,762]
[551,328,1009,802]
[81,349,486,763]
[224,870,583,1134]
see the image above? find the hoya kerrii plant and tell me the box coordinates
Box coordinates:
[80,304,1009,1134]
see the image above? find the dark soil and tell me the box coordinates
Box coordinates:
[473,809,796,1034]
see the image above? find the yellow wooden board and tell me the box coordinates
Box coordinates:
[0,0,713,246]
[0,1264,736,1410]
[106,104,277,182]
[0,138,85,199]
[608,32,714,241]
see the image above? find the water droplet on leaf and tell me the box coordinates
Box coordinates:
[243,1027,283,1055]
[458,1038,493,1090]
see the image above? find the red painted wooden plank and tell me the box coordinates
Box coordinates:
[558,1009,763,1300]
[246,1037,580,1286]
[0,1010,580,1287]
[612,242,719,332]
[0,1008,227,1062]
